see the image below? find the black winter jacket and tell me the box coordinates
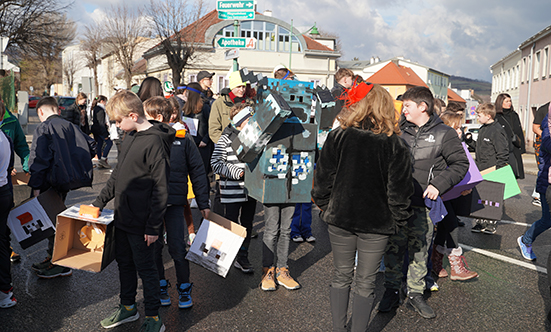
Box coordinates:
[400,114,469,207]
[93,122,175,236]
[91,104,109,138]
[496,110,525,179]
[312,126,414,235]
[62,103,90,134]
[475,120,509,171]
[28,115,96,193]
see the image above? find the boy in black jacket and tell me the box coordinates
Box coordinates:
[472,103,508,234]
[29,97,96,279]
[92,91,174,332]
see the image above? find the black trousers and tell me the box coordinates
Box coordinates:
[224,198,257,255]
[0,184,13,291]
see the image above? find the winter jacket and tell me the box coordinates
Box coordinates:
[208,88,253,143]
[537,114,551,193]
[28,115,96,193]
[91,104,109,138]
[496,110,525,179]
[0,109,30,172]
[166,122,209,209]
[312,126,414,235]
[475,120,509,171]
[93,122,175,236]
[331,82,348,118]
[400,114,469,207]
[62,103,90,134]
[211,125,248,204]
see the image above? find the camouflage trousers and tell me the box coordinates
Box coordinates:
[384,206,434,294]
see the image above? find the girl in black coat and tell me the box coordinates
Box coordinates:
[90,95,112,168]
[495,93,525,179]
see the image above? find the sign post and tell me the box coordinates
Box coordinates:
[216,0,255,71]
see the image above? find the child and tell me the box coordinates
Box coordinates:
[291,203,315,243]
[143,96,210,309]
[91,95,113,169]
[472,103,509,234]
[211,103,257,273]
[29,97,96,279]
[380,87,469,319]
[92,91,174,332]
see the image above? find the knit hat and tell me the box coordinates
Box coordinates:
[232,106,254,127]
[229,71,246,90]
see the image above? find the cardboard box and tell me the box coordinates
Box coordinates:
[11,172,30,186]
[52,205,115,273]
[185,212,246,278]
[7,189,66,249]
[441,143,483,201]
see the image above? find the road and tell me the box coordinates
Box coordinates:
[2,109,551,331]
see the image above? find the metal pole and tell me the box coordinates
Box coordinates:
[233,20,239,71]
[289,19,293,69]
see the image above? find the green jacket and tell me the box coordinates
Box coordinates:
[0,109,29,172]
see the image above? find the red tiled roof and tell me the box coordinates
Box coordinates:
[367,62,428,87]
[448,88,466,103]
[302,35,333,51]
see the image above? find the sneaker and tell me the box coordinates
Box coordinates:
[533,198,542,207]
[31,257,51,272]
[276,267,300,290]
[261,267,276,291]
[234,255,253,273]
[471,219,486,233]
[429,281,439,292]
[139,316,165,332]
[159,279,171,306]
[98,159,111,169]
[250,229,258,239]
[407,293,436,319]
[517,236,537,260]
[292,235,304,243]
[305,235,316,243]
[482,220,497,234]
[177,283,193,309]
[101,304,139,328]
[10,249,20,263]
[378,288,400,312]
[36,264,72,279]
[0,288,16,308]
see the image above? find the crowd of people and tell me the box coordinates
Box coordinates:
[0,64,548,332]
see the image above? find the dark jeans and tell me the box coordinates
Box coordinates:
[94,134,113,159]
[523,190,551,245]
[291,203,313,238]
[224,198,257,256]
[0,184,13,291]
[46,190,67,257]
[116,227,160,316]
[154,205,190,285]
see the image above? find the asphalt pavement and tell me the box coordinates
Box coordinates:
[3,110,551,331]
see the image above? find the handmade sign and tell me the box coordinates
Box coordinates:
[480,165,521,200]
[441,143,483,201]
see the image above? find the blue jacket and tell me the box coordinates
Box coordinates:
[537,114,551,194]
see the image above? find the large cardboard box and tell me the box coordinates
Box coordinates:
[7,189,66,249]
[52,205,115,273]
[185,212,246,278]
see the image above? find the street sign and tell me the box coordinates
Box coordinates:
[217,37,256,49]
[225,49,240,60]
[216,0,254,11]
[218,10,254,20]
[0,37,8,53]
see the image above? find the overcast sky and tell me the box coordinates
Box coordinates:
[70,0,551,81]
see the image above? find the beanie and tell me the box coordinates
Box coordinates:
[229,71,245,90]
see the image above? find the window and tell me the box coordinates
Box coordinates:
[543,47,549,78]
[189,74,197,83]
[522,57,527,83]
[534,51,541,80]
[309,79,321,88]
[216,21,302,53]
[218,75,229,93]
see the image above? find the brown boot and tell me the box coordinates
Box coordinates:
[448,248,478,281]
[261,267,276,291]
[432,245,448,278]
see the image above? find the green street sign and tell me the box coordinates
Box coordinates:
[217,0,254,11]
[217,10,255,20]
[217,37,256,49]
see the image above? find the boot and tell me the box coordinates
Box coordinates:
[329,286,350,332]
[431,245,448,278]
[260,267,276,291]
[448,247,478,281]
[351,293,375,332]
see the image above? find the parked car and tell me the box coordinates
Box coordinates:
[28,95,40,108]
[57,96,76,112]
[463,123,481,142]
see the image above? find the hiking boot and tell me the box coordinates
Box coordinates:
[407,293,436,319]
[36,264,72,279]
[471,219,486,233]
[261,267,276,291]
[292,235,304,243]
[305,235,316,243]
[98,159,111,169]
[139,316,165,332]
[10,248,20,263]
[276,267,300,290]
[177,283,193,309]
[31,257,51,272]
[482,220,497,234]
[0,287,16,308]
[449,252,478,281]
[159,279,171,306]
[234,255,253,273]
[101,304,139,328]
[517,236,537,260]
[431,246,448,278]
[378,288,400,312]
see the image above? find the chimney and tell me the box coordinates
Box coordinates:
[263,10,272,17]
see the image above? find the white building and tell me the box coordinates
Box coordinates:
[489,49,521,112]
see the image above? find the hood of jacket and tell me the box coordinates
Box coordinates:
[138,121,176,154]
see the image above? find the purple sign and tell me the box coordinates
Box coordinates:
[441,142,483,201]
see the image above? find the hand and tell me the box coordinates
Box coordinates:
[144,234,158,246]
[33,189,40,198]
[199,141,207,148]
[423,185,440,200]
[11,168,16,176]
[460,189,472,196]
[239,171,244,178]
[201,208,210,220]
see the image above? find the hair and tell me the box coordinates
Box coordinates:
[402,86,435,116]
[137,77,163,102]
[106,90,144,121]
[182,82,204,116]
[446,101,464,114]
[476,103,496,119]
[36,96,58,111]
[440,110,463,129]
[495,93,512,114]
[230,103,250,120]
[143,96,173,123]
[274,68,294,80]
[352,75,364,86]
[76,92,87,104]
[339,84,400,137]
[434,98,446,116]
[91,95,108,109]
[335,68,354,82]
[175,84,187,95]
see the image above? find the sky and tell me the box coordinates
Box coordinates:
[68,0,551,82]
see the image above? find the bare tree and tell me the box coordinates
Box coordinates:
[81,20,104,95]
[146,0,205,86]
[103,4,149,88]
[63,52,81,95]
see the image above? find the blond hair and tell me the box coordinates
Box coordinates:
[106,90,144,121]
[440,110,463,129]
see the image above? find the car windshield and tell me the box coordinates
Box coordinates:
[59,98,75,107]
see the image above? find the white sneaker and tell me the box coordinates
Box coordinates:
[0,289,16,308]
[305,235,316,243]
[292,235,304,243]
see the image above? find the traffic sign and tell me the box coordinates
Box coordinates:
[225,49,240,60]
[217,37,256,49]
[218,10,254,20]
[217,0,254,11]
